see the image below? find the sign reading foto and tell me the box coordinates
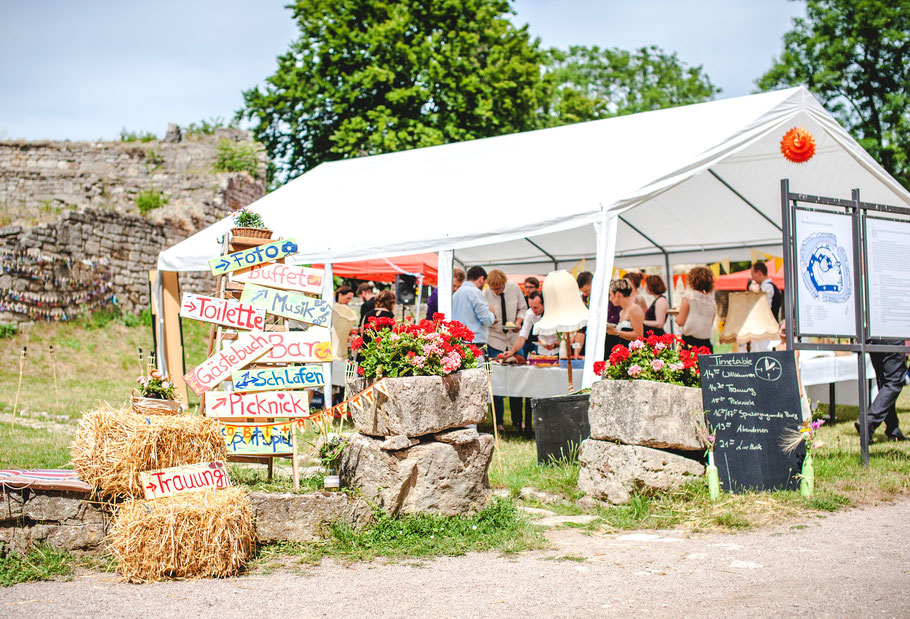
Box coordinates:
[233,263,324,295]
[206,390,311,418]
[184,331,272,396]
[139,461,230,500]
[240,284,331,327]
[180,293,265,331]
[209,238,299,276]
[232,365,325,392]
[223,422,294,456]
[260,329,333,363]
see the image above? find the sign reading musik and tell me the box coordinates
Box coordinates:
[209,238,299,276]
[231,365,325,392]
[700,351,804,492]
[240,284,331,326]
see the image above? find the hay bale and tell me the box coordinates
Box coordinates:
[108,487,255,582]
[72,404,227,498]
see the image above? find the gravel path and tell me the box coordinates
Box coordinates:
[5,499,910,617]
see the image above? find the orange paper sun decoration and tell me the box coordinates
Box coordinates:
[780,127,816,163]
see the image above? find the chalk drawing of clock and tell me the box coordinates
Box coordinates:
[754,356,782,382]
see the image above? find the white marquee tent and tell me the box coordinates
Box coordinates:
[157,86,910,388]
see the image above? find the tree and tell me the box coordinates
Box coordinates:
[540,45,721,127]
[757,0,910,188]
[240,0,546,180]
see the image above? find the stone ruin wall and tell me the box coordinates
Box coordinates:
[0,127,267,322]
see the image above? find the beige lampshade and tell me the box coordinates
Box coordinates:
[720,291,780,344]
[533,270,589,336]
[331,303,359,357]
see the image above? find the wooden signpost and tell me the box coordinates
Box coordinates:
[208,238,299,276]
[222,422,295,456]
[259,329,333,363]
[233,263,324,295]
[231,365,325,392]
[139,461,230,500]
[205,390,311,418]
[240,284,332,326]
[183,331,273,395]
[180,293,266,331]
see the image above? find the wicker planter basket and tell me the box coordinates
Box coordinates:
[231,227,272,239]
[131,392,183,416]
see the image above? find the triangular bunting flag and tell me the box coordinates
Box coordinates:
[681,274,689,288]
[750,249,761,264]
[761,252,776,263]
[721,259,730,274]
[362,388,375,404]
[224,426,236,439]
[709,263,721,277]
[774,256,784,271]
[373,380,388,395]
[242,426,253,440]
[262,425,272,443]
[350,396,362,411]
[618,269,628,278]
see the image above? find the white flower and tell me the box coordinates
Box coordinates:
[472,525,477,530]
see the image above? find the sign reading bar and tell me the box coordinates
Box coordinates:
[700,351,803,492]
[223,422,294,455]
[232,365,325,392]
[184,331,272,396]
[260,329,333,363]
[206,390,311,418]
[209,238,299,276]
[139,461,230,500]
[180,293,265,331]
[233,263,324,295]
[240,284,332,327]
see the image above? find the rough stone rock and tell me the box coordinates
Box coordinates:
[519,487,562,505]
[0,490,108,554]
[379,435,419,451]
[533,514,599,527]
[588,379,707,450]
[347,369,487,437]
[578,439,705,505]
[433,427,479,445]
[164,123,183,142]
[340,432,494,516]
[250,491,372,543]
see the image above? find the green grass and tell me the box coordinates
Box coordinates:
[0,545,73,586]
[0,422,73,469]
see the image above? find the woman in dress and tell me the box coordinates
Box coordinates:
[360,289,396,345]
[675,266,716,351]
[642,274,669,336]
[625,271,649,313]
[605,278,644,348]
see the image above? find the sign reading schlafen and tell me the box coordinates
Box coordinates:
[208,238,299,276]
[139,461,230,500]
[260,329,333,363]
[206,390,311,418]
[231,365,325,392]
[233,263,324,295]
[180,293,265,330]
[240,284,331,326]
[184,331,272,395]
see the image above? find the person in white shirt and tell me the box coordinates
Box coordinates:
[501,291,557,359]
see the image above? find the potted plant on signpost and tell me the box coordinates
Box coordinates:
[317,432,348,492]
[231,207,272,239]
[131,369,182,415]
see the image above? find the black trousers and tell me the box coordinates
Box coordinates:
[868,348,906,436]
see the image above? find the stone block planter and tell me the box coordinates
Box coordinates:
[249,491,372,543]
[346,368,487,438]
[588,379,707,451]
[578,439,705,504]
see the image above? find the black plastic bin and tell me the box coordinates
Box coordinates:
[531,393,590,464]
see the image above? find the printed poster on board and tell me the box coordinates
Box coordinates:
[866,217,910,338]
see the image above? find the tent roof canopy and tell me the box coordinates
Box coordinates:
[159,87,910,274]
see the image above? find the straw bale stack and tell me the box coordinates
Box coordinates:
[72,405,226,498]
[108,487,255,582]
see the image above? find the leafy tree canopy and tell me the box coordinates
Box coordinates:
[757,0,910,188]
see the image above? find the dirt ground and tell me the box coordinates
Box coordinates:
[4,498,910,618]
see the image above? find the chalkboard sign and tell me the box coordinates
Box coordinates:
[700,351,804,492]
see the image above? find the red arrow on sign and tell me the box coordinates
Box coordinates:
[146,482,157,491]
[184,299,198,313]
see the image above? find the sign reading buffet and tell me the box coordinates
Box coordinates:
[208,238,299,276]
[205,390,311,418]
[240,284,332,326]
[184,331,272,396]
[180,293,265,330]
[231,365,325,392]
[232,263,324,296]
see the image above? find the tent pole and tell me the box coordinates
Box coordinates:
[524,238,558,270]
[437,251,454,319]
[322,262,334,412]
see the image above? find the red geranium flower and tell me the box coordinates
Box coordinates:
[432,312,445,322]
[593,361,606,375]
[351,336,364,351]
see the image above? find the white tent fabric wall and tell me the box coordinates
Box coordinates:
[157,86,910,389]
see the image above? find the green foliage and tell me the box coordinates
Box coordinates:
[240,0,547,180]
[0,545,73,586]
[119,128,157,143]
[184,116,235,137]
[214,139,261,178]
[757,0,910,188]
[232,207,265,228]
[0,323,17,339]
[135,188,169,215]
[541,45,720,126]
[0,422,73,469]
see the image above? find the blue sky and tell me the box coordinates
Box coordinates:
[0,1,805,141]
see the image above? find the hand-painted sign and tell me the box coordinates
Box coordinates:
[233,263,324,295]
[222,422,294,455]
[206,390,311,418]
[184,331,273,396]
[240,284,331,327]
[180,293,265,331]
[209,238,299,276]
[231,365,325,392]
[260,329,333,363]
[139,461,230,500]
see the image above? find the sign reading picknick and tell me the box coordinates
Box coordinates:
[700,351,803,492]
[209,238,299,276]
[240,283,331,326]
[183,331,272,395]
[232,263,324,295]
[205,390,311,418]
[180,293,265,330]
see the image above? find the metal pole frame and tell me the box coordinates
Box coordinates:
[779,179,910,466]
